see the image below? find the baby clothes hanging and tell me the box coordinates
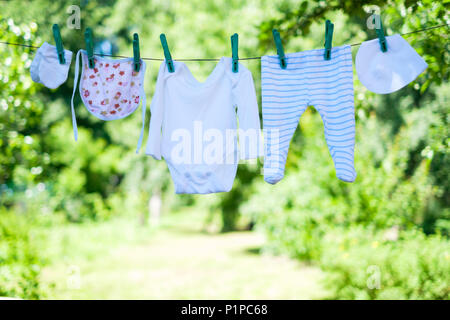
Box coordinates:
[261,45,356,184]
[355,34,428,94]
[30,42,73,89]
[146,57,262,194]
[71,50,147,152]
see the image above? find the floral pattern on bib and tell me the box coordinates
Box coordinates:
[79,52,144,120]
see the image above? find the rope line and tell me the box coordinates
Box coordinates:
[0,23,448,62]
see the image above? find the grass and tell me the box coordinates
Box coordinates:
[40,210,327,299]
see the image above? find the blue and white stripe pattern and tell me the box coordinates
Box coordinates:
[261,45,357,184]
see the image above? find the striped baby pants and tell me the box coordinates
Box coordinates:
[261,45,356,184]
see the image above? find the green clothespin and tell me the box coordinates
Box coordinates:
[160,34,174,73]
[133,33,140,72]
[374,15,388,52]
[84,27,95,68]
[272,29,287,69]
[324,20,334,60]
[52,24,65,64]
[231,33,239,73]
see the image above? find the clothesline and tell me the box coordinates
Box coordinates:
[0,23,448,61]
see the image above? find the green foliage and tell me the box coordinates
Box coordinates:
[0,210,44,299]
[0,19,46,298]
[321,229,450,300]
[0,18,45,190]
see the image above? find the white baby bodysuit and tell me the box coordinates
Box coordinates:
[146,57,262,194]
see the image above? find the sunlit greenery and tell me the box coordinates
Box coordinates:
[0,0,448,299]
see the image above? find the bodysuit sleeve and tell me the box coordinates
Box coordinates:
[145,63,166,160]
[232,68,263,160]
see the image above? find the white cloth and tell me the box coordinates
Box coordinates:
[146,57,262,194]
[30,42,72,89]
[356,34,427,94]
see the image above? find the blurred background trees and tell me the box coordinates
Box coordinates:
[0,0,448,299]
